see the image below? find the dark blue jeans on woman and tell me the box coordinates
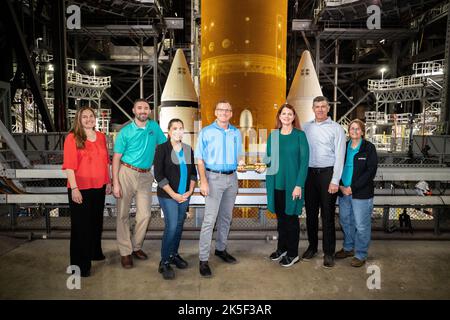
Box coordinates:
[158,196,190,263]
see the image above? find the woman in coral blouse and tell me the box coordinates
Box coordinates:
[63,106,111,277]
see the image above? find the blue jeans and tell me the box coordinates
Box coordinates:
[338,195,373,260]
[158,196,190,263]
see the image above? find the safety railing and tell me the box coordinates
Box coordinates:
[368,75,425,91]
[413,59,445,77]
[67,72,111,88]
[1,168,450,235]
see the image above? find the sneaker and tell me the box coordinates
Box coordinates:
[335,248,355,259]
[158,261,175,280]
[199,261,212,277]
[214,249,237,264]
[301,247,318,261]
[323,255,335,268]
[170,254,188,269]
[279,255,300,267]
[269,249,287,261]
[351,257,366,267]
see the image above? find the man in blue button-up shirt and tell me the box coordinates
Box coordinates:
[301,96,346,268]
[195,100,243,277]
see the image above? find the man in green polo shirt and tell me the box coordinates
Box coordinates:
[112,98,166,269]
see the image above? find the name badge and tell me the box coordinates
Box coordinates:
[358,157,366,160]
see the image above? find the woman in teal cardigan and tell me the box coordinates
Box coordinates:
[257,103,309,267]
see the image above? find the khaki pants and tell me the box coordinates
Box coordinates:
[116,165,153,256]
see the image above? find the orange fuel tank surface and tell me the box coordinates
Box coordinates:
[200,0,287,133]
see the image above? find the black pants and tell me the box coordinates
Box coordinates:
[275,189,300,257]
[69,185,106,273]
[305,168,337,256]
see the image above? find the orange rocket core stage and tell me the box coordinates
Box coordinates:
[200,0,287,132]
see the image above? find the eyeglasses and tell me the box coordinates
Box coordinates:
[350,127,361,131]
[216,108,232,113]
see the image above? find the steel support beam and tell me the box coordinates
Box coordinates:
[321,64,383,69]
[52,0,67,131]
[443,1,450,134]
[333,40,339,121]
[0,0,55,131]
[1,193,449,208]
[337,91,371,123]
[10,166,450,181]
[320,65,355,108]
[0,119,32,168]
[0,82,12,131]
[153,36,159,119]
[140,38,144,99]
[116,66,153,104]
[315,36,320,76]
[103,91,133,122]
[391,41,400,78]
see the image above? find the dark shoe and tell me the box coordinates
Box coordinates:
[279,255,300,267]
[269,249,287,261]
[159,261,175,280]
[199,261,212,277]
[335,248,354,259]
[323,255,335,268]
[214,249,237,264]
[92,253,106,261]
[80,269,91,277]
[121,255,133,269]
[170,254,188,269]
[132,250,148,260]
[301,247,318,261]
[351,257,366,267]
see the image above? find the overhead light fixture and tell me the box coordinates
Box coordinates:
[91,64,97,77]
[36,37,43,49]
[380,67,387,80]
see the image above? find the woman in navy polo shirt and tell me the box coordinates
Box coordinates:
[154,119,197,280]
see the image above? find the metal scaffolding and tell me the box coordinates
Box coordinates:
[11,54,112,134]
[365,59,445,152]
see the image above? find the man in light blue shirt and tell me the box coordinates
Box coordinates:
[195,100,244,277]
[301,96,346,268]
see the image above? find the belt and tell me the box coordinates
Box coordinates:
[121,162,150,173]
[309,166,334,174]
[206,168,236,175]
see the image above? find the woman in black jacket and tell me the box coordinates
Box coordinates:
[154,119,197,279]
[335,119,378,267]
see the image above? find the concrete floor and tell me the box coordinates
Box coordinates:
[0,236,449,299]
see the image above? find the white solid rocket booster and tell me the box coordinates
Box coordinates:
[159,49,199,146]
[286,50,323,124]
